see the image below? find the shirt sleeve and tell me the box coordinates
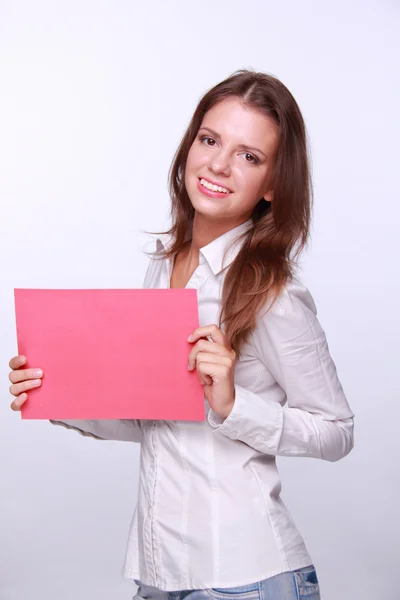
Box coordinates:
[49,252,159,443]
[49,419,142,442]
[208,278,354,462]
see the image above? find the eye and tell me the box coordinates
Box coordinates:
[240,152,259,165]
[200,135,217,146]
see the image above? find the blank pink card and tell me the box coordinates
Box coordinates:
[14,289,205,421]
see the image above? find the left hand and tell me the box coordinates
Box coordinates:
[187,324,237,420]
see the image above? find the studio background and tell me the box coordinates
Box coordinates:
[0,1,398,599]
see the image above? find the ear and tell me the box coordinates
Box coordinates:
[262,188,273,202]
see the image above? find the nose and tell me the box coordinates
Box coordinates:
[208,148,231,176]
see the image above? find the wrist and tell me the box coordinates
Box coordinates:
[218,388,236,420]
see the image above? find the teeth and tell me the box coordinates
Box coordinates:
[200,178,230,194]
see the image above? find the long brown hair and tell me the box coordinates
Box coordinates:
[149,69,312,357]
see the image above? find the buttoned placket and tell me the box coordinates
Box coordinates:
[142,251,212,586]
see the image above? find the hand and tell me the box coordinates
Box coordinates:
[8,355,43,411]
[187,324,236,420]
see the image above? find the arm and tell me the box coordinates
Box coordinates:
[208,279,354,462]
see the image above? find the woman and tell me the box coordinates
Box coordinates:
[8,69,354,600]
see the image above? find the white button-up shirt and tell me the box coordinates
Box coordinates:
[52,220,354,591]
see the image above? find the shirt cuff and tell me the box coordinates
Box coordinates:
[207,384,283,449]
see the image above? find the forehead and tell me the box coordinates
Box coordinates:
[200,97,278,150]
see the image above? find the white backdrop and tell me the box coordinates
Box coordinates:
[1,1,399,599]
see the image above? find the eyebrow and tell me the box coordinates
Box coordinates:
[198,126,267,159]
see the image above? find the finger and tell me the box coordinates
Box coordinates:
[193,352,233,375]
[9,368,43,384]
[201,374,213,386]
[188,324,229,348]
[10,393,28,411]
[197,360,231,383]
[193,360,213,386]
[9,355,26,370]
[188,340,228,370]
[9,378,42,398]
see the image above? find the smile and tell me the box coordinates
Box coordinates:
[197,178,232,197]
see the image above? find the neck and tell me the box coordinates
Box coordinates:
[177,212,250,275]
[190,212,248,253]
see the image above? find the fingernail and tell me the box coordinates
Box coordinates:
[32,379,41,386]
[33,369,43,377]
[187,334,193,341]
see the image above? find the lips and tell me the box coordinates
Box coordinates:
[198,177,233,193]
[196,178,232,199]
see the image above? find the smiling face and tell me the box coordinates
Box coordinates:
[184,97,279,227]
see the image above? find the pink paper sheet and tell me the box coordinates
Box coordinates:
[14,289,205,421]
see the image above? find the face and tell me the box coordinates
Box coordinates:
[184,97,279,226]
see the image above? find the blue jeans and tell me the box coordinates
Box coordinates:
[134,565,321,600]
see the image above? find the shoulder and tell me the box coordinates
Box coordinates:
[141,235,169,271]
[254,276,322,343]
[141,235,165,256]
[140,236,168,288]
[272,276,317,318]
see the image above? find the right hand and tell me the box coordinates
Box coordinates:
[8,355,43,411]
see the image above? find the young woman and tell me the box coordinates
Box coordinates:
[8,69,354,600]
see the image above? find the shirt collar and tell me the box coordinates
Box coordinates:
[156,218,253,276]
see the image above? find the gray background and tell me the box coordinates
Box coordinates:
[1,1,399,598]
